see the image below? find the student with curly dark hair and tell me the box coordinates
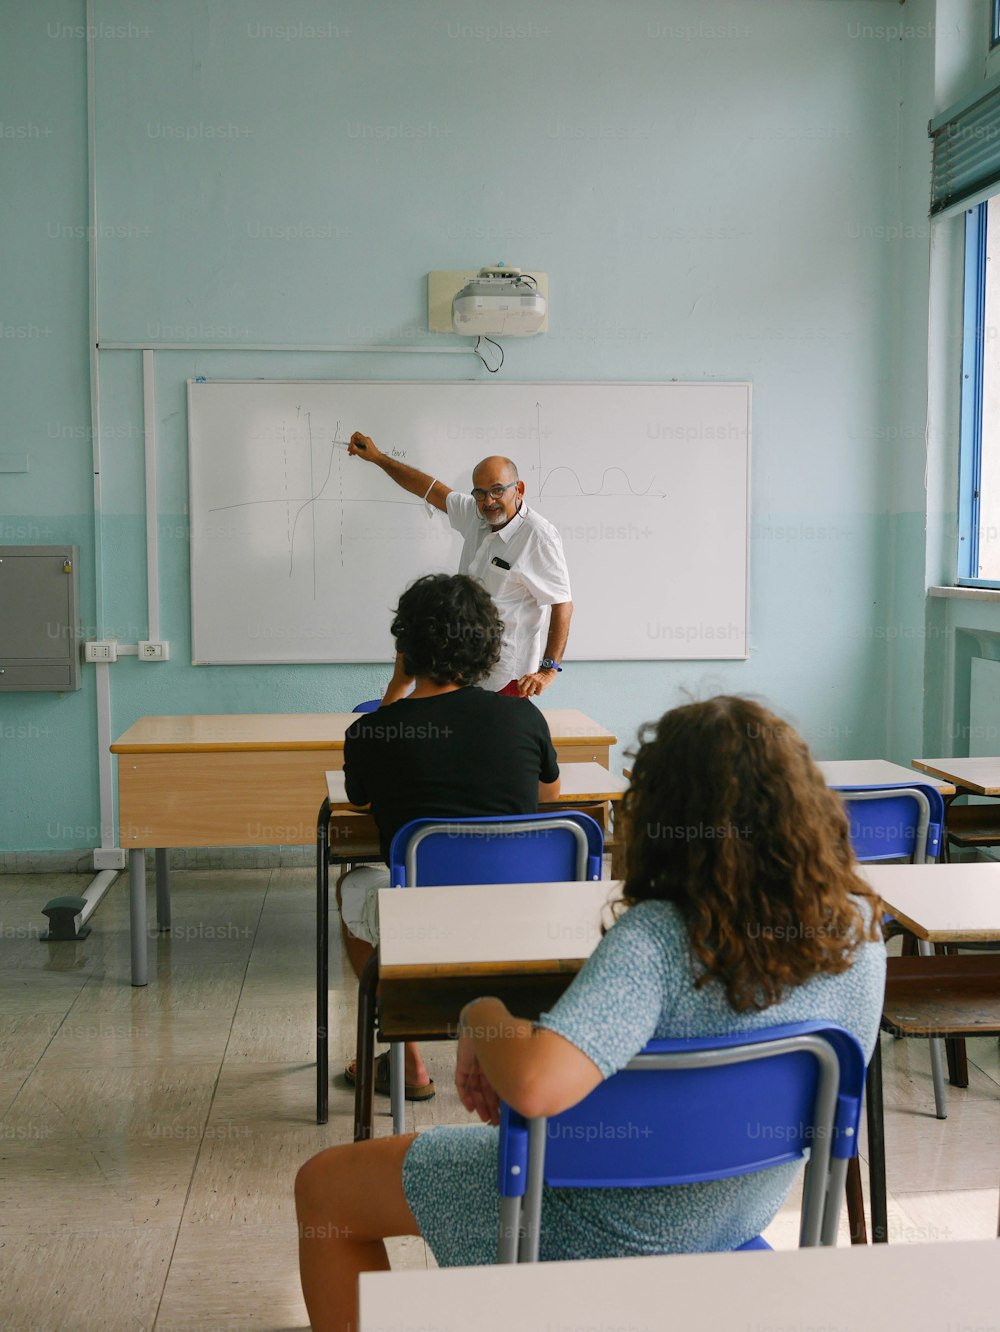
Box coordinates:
[339,573,561,1101]
[298,696,885,1332]
[389,569,504,687]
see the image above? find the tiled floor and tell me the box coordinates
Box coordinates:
[0,868,997,1330]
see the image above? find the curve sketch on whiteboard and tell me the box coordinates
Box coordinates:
[204,410,431,594]
[531,403,666,500]
[539,465,666,500]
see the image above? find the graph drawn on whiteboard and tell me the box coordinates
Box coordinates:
[187,380,750,665]
[206,408,361,592]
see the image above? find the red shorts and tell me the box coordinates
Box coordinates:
[497,680,526,698]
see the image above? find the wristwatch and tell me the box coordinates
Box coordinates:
[539,658,562,672]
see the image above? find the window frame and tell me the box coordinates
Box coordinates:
[958,204,988,584]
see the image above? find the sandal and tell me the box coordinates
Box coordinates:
[343,1051,436,1101]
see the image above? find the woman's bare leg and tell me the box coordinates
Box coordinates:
[295,1133,421,1332]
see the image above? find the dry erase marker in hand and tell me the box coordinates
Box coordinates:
[333,438,366,450]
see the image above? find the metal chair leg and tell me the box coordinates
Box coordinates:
[389,1042,405,1133]
[354,949,379,1141]
[154,848,171,930]
[866,1037,888,1244]
[316,800,330,1124]
[129,849,148,986]
[845,1155,868,1244]
[945,1036,969,1087]
[918,939,948,1118]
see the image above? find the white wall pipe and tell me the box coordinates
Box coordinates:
[142,350,159,641]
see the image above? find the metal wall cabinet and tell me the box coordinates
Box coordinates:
[0,545,81,691]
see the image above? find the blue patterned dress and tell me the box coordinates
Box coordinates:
[402,897,885,1266]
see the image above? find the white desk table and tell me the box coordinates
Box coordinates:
[912,755,1000,795]
[818,759,955,795]
[360,1237,1000,1332]
[861,860,1000,942]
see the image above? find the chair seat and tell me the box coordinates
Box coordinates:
[946,803,1000,846]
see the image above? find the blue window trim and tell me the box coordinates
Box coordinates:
[958,203,987,583]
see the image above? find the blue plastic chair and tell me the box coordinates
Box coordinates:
[376,812,604,1132]
[496,1021,866,1262]
[832,781,950,1118]
[833,783,945,864]
[388,812,605,889]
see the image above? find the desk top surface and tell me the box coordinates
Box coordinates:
[377,879,619,973]
[326,760,628,807]
[818,758,955,795]
[913,755,1000,794]
[359,1237,1000,1332]
[111,707,615,753]
[861,861,1000,940]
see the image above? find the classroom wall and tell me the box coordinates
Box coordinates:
[1,0,937,856]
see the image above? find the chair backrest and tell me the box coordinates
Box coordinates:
[388,812,605,887]
[496,1021,866,1262]
[832,783,945,862]
[352,699,381,713]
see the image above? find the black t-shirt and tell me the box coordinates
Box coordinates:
[344,687,560,863]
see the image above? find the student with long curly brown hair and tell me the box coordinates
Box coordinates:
[296,696,885,1332]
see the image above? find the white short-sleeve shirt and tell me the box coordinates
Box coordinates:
[445,491,571,691]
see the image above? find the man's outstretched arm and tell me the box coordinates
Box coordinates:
[349,432,451,513]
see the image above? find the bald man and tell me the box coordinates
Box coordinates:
[348,433,572,698]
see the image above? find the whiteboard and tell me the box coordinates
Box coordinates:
[187,380,750,664]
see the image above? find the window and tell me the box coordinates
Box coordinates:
[993,0,1000,50]
[960,198,1000,582]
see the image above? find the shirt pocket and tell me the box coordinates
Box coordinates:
[479,554,515,600]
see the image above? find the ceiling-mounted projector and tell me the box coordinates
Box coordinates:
[452,266,547,336]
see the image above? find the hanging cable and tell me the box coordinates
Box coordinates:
[474,335,504,373]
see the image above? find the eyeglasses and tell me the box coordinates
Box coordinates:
[471,481,518,502]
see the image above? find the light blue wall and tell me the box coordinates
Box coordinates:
[2,0,935,853]
[0,4,98,852]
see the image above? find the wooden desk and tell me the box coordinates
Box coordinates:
[359,1237,1000,1332]
[818,759,955,796]
[113,709,614,847]
[856,863,1000,1243]
[111,709,616,986]
[350,880,619,1140]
